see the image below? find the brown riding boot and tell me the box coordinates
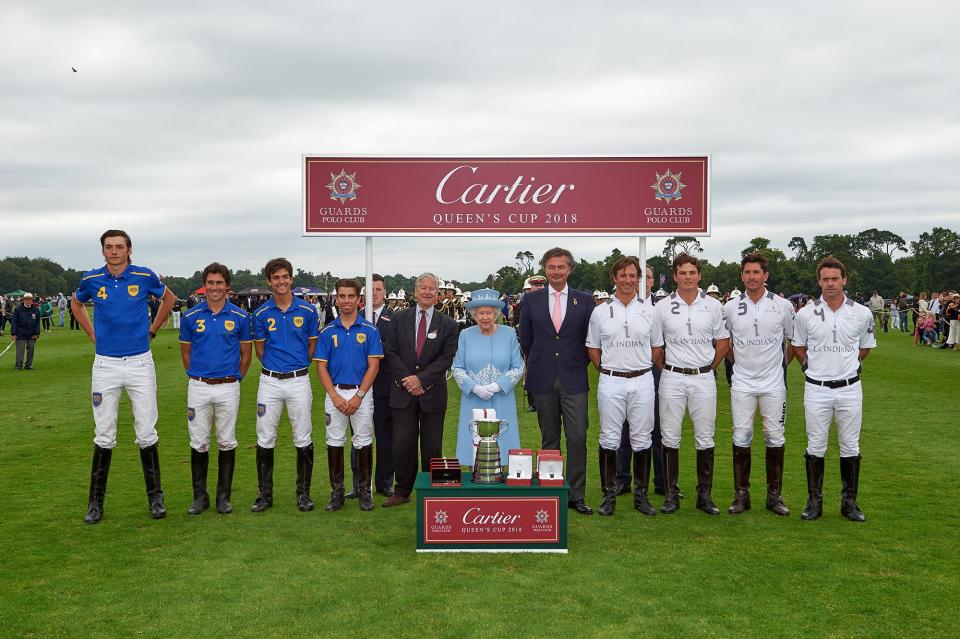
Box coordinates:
[765,446,789,517]
[728,445,751,514]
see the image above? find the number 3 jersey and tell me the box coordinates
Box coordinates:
[792,296,876,381]
[652,290,729,368]
[723,290,795,393]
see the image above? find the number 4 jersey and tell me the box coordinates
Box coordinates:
[792,296,876,381]
[74,263,167,357]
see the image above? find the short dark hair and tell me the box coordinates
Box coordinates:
[609,256,641,280]
[540,247,575,270]
[741,252,769,273]
[264,258,293,279]
[672,253,701,274]
[372,273,384,284]
[100,229,131,249]
[335,278,360,296]
[817,255,846,278]
[202,262,232,286]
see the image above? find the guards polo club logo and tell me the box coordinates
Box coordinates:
[326,169,361,202]
[356,333,366,344]
[127,285,139,297]
[187,408,195,422]
[434,510,449,524]
[92,392,102,407]
[224,320,235,332]
[651,169,686,204]
[257,403,266,417]
[293,316,304,328]
[535,509,550,524]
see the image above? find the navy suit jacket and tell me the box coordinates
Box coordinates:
[518,286,593,394]
[372,306,394,398]
[383,306,458,412]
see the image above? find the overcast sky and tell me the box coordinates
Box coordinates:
[2,1,958,284]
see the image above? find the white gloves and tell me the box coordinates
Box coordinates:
[472,382,501,400]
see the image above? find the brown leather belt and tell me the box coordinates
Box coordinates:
[335,384,359,390]
[600,368,651,378]
[190,376,238,385]
[664,364,712,375]
[261,367,309,380]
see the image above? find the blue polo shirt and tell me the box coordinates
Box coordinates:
[74,263,166,357]
[314,315,384,385]
[179,301,252,378]
[252,297,319,373]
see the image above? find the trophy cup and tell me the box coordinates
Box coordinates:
[471,410,509,484]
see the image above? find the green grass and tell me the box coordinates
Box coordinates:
[1,325,958,637]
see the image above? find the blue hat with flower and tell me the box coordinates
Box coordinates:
[465,288,501,310]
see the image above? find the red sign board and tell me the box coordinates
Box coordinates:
[422,496,560,544]
[303,156,709,236]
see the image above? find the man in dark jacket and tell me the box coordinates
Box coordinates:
[10,293,41,370]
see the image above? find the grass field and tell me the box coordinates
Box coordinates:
[1,325,957,638]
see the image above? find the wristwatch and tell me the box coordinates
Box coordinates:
[356,389,367,399]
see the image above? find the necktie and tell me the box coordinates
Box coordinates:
[552,291,563,332]
[374,310,379,325]
[416,310,427,357]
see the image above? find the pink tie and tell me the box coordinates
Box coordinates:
[552,291,563,332]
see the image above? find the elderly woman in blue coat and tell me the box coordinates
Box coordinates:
[452,288,524,466]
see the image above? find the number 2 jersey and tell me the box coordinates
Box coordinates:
[652,290,729,368]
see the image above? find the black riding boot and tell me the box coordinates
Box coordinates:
[357,445,375,511]
[765,446,789,516]
[632,448,655,515]
[187,449,210,515]
[139,443,167,519]
[296,444,315,512]
[84,444,112,524]
[696,447,720,515]
[598,447,618,516]
[661,447,680,514]
[251,445,274,512]
[325,446,345,512]
[216,448,235,514]
[800,453,824,520]
[728,445,751,514]
[840,455,865,522]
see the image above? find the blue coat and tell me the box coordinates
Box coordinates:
[10,303,41,340]
[518,286,593,394]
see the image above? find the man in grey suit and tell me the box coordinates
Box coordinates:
[382,273,459,507]
[519,248,595,515]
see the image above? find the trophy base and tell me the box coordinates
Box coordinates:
[473,467,505,484]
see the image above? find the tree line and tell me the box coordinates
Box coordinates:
[3,226,958,299]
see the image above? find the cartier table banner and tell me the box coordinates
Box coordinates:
[415,472,568,553]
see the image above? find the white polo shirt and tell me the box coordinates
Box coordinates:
[586,295,658,371]
[653,290,729,369]
[793,296,876,381]
[723,289,795,393]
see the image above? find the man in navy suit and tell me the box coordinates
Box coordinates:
[519,247,595,514]
[382,272,458,507]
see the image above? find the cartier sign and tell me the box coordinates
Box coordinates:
[303,156,710,236]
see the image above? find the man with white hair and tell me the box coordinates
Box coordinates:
[382,272,459,507]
